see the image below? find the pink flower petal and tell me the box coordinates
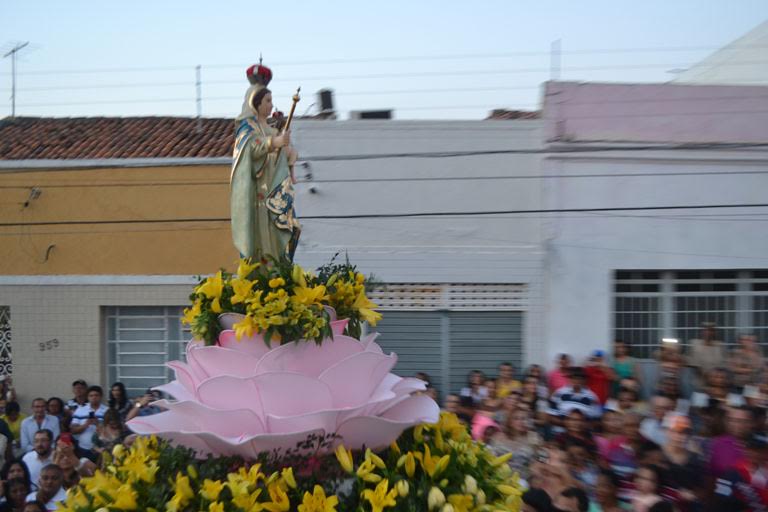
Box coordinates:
[152,400,266,438]
[319,351,397,408]
[330,319,349,336]
[380,394,440,423]
[266,409,341,435]
[334,416,416,450]
[154,381,195,402]
[217,330,272,358]
[166,361,200,395]
[187,345,259,379]
[253,336,364,377]
[196,376,264,416]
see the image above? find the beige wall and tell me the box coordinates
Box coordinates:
[0,164,238,275]
[0,281,191,409]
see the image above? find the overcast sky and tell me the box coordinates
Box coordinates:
[1,0,767,120]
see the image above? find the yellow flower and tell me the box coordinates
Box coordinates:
[281,467,297,489]
[201,479,225,501]
[365,448,386,470]
[111,484,138,510]
[356,459,382,483]
[447,494,474,512]
[298,485,339,512]
[415,445,451,479]
[390,441,401,455]
[441,505,455,512]
[166,472,194,512]
[233,315,258,340]
[263,482,290,512]
[231,278,255,304]
[269,277,286,288]
[404,452,416,478]
[112,443,125,460]
[199,271,224,301]
[462,475,478,495]
[490,452,513,467]
[362,479,398,512]
[497,484,520,496]
[232,489,262,511]
[476,489,486,505]
[209,503,225,512]
[292,264,308,287]
[428,487,446,510]
[292,285,329,306]
[335,445,354,474]
[396,480,409,498]
[238,258,259,279]
[182,300,202,325]
[352,292,382,326]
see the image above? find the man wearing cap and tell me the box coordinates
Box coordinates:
[549,367,602,425]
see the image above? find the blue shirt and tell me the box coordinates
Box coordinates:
[20,415,61,453]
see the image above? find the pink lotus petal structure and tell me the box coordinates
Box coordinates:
[127,327,439,458]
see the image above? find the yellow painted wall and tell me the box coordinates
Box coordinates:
[0,164,239,275]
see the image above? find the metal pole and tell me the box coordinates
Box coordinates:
[3,42,29,118]
[195,65,202,132]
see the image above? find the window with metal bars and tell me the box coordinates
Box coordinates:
[613,270,768,359]
[104,306,190,398]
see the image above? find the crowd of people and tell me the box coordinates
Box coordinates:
[0,380,162,511]
[424,325,768,512]
[0,322,766,511]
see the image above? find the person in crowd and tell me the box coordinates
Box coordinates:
[25,464,65,511]
[640,395,675,447]
[22,502,46,512]
[20,431,53,494]
[0,460,31,494]
[712,433,768,511]
[566,442,600,503]
[593,470,624,512]
[124,389,164,423]
[0,478,30,512]
[69,386,108,462]
[459,370,487,418]
[521,488,553,512]
[494,390,521,426]
[632,464,663,512]
[556,409,597,454]
[471,413,501,443]
[612,340,640,394]
[596,409,625,461]
[18,401,58,456]
[482,378,502,412]
[549,367,602,425]
[92,409,126,461]
[556,487,590,512]
[51,435,94,489]
[43,399,66,438]
[549,354,573,393]
[660,415,703,508]
[605,413,658,503]
[489,408,541,481]
[585,351,613,405]
[606,387,645,416]
[525,365,550,397]
[66,380,88,413]
[709,406,753,479]
[688,322,725,391]
[729,334,765,394]
[496,362,521,399]
[0,404,24,451]
[530,446,577,504]
[107,382,133,422]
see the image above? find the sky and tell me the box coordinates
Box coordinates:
[1,0,767,120]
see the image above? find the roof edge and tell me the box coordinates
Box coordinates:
[0,157,232,171]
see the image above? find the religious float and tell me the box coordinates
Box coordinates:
[59,63,522,512]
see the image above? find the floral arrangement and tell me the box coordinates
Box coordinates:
[182,256,381,346]
[60,413,522,512]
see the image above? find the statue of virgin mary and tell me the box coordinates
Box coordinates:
[230,64,301,261]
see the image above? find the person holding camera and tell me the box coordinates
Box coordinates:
[68,386,107,462]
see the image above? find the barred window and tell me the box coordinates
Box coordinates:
[613,270,768,358]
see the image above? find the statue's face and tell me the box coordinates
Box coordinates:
[257,92,273,118]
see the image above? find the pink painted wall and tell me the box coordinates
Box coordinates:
[542,81,768,144]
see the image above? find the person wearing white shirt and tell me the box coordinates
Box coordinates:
[19,398,61,454]
[69,385,108,461]
[26,463,67,511]
[21,429,54,491]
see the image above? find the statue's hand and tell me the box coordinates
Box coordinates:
[273,130,291,149]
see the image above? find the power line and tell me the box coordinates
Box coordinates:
[2,203,768,228]
[3,43,768,76]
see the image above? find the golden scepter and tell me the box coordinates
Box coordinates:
[276,87,301,166]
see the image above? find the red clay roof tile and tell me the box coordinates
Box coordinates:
[0,116,234,160]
